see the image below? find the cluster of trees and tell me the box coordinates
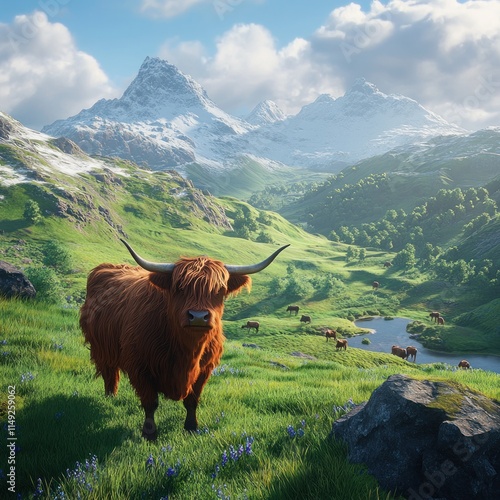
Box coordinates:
[269,263,346,301]
[231,207,274,243]
[328,186,496,251]
[248,182,312,212]
[326,183,500,291]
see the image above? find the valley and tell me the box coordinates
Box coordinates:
[1,57,499,498]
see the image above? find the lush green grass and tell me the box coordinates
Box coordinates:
[1,300,498,499]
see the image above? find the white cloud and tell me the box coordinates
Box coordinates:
[140,0,210,18]
[159,0,500,130]
[0,11,116,130]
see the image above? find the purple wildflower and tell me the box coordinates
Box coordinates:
[33,478,43,498]
[166,466,177,477]
[244,436,254,455]
[221,450,228,467]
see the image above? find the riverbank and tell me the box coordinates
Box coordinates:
[352,317,500,374]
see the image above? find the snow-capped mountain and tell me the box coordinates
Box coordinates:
[43,57,252,170]
[245,100,287,126]
[42,57,466,174]
[241,79,465,169]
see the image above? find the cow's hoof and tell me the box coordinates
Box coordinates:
[142,418,157,441]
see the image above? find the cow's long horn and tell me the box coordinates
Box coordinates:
[225,244,290,275]
[121,239,175,273]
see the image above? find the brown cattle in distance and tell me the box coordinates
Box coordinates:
[391,345,407,359]
[383,261,392,268]
[372,281,380,290]
[429,311,440,323]
[458,360,471,369]
[286,305,300,315]
[406,346,418,362]
[300,315,311,324]
[437,316,445,325]
[336,339,348,351]
[80,239,288,440]
[241,321,260,333]
[324,329,337,342]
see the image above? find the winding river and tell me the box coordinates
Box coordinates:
[351,317,500,374]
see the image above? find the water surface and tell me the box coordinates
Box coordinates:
[351,317,500,374]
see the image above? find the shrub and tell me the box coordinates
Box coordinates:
[25,266,63,303]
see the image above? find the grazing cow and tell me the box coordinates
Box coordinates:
[286,305,300,316]
[406,346,418,362]
[80,240,288,440]
[391,345,407,359]
[241,321,260,333]
[336,339,348,351]
[437,316,445,325]
[383,261,392,268]
[458,360,471,369]
[429,311,440,323]
[324,328,337,341]
[372,281,380,290]
[300,315,311,324]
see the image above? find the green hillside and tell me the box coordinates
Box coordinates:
[1,115,499,354]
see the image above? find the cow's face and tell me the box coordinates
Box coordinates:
[150,257,250,331]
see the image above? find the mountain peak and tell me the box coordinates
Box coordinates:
[245,100,286,126]
[120,57,211,117]
[345,78,381,96]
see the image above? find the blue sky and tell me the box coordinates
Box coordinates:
[1,1,500,131]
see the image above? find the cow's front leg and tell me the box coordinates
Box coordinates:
[183,391,199,432]
[141,395,159,441]
[183,372,210,432]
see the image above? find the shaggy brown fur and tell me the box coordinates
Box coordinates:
[80,258,250,440]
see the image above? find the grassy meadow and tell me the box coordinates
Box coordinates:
[1,168,499,499]
[2,299,499,500]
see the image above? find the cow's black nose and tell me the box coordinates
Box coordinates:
[188,310,210,327]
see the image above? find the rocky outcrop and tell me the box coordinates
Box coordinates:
[49,137,85,155]
[0,261,36,299]
[332,374,500,499]
[0,115,14,139]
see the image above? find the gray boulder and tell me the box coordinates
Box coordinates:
[0,261,36,299]
[332,374,500,499]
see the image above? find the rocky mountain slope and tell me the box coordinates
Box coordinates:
[0,112,232,234]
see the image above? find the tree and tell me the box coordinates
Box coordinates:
[346,246,359,262]
[256,231,273,243]
[393,243,416,269]
[23,200,42,225]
